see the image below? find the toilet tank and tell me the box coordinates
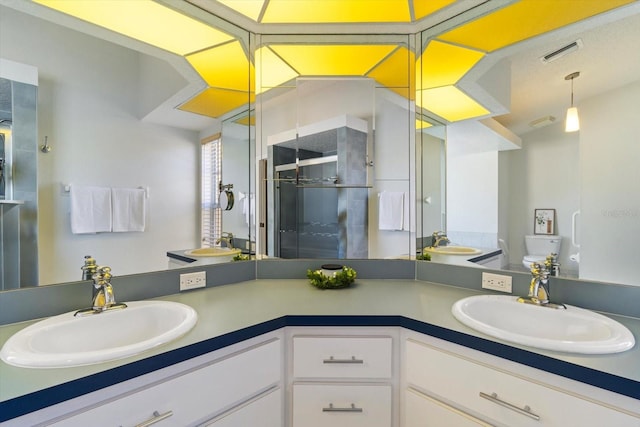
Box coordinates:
[524,235,561,255]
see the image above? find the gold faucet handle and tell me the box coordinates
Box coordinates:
[92,266,112,286]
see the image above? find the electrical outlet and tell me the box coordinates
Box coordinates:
[180,271,206,291]
[482,272,512,293]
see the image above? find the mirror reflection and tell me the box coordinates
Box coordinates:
[1,0,639,291]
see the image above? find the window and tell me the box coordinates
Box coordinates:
[201,133,222,247]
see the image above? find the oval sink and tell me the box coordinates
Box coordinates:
[452,295,634,354]
[185,247,241,259]
[424,246,482,255]
[0,301,197,368]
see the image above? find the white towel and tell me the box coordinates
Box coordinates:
[242,193,255,226]
[378,191,405,230]
[70,185,112,234]
[111,187,146,232]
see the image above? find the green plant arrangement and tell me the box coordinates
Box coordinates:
[416,252,431,261]
[307,266,357,289]
[232,254,251,261]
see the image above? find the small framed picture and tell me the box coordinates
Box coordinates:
[534,209,556,235]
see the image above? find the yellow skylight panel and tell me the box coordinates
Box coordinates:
[255,47,299,94]
[417,40,484,90]
[270,44,397,77]
[179,88,254,118]
[417,86,489,122]
[217,0,266,21]
[186,41,254,92]
[437,0,636,52]
[262,0,410,23]
[416,119,433,130]
[413,0,458,21]
[33,0,233,55]
[367,46,413,89]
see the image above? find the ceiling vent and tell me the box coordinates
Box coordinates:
[540,39,583,64]
[529,116,556,129]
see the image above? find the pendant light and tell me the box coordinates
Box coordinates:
[564,71,580,132]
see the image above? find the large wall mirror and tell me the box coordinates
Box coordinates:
[1,0,639,292]
[422,8,640,287]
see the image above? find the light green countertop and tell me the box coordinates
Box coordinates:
[1,279,639,405]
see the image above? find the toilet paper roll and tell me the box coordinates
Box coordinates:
[569,253,580,263]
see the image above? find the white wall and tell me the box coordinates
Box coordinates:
[1,6,200,285]
[579,80,640,285]
[447,150,498,248]
[504,121,580,274]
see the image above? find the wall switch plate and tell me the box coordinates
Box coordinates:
[482,272,512,293]
[180,271,206,291]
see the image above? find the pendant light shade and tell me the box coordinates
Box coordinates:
[564,71,580,132]
[565,106,580,132]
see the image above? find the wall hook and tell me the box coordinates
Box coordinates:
[40,136,52,153]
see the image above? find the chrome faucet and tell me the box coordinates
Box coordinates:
[75,266,127,316]
[431,231,450,248]
[215,231,235,249]
[545,252,560,277]
[517,262,566,309]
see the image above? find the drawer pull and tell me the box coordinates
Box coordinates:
[323,356,364,364]
[322,403,363,413]
[479,392,540,421]
[135,410,174,427]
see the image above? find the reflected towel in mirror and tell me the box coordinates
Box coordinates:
[378,191,405,230]
[111,187,146,232]
[70,185,112,234]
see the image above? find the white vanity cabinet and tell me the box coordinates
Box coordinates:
[403,331,640,427]
[288,328,398,427]
[5,332,283,427]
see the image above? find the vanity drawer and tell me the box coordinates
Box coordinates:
[292,384,391,427]
[406,339,639,426]
[52,339,281,427]
[292,336,392,379]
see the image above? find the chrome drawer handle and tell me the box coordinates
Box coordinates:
[323,356,364,364]
[480,392,540,421]
[322,403,363,413]
[135,410,174,427]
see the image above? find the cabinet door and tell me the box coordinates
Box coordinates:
[292,384,391,427]
[406,338,640,427]
[405,388,492,427]
[52,339,281,426]
[202,387,281,427]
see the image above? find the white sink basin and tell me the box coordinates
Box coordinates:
[424,246,482,255]
[0,301,197,368]
[452,295,635,354]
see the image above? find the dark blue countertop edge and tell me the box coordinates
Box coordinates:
[1,315,638,422]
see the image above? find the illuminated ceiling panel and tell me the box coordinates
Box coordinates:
[262,0,411,23]
[417,40,484,90]
[216,0,265,21]
[186,41,254,92]
[235,115,255,126]
[255,47,299,93]
[367,46,414,99]
[270,44,397,76]
[33,0,234,55]
[438,0,636,52]
[413,0,458,20]
[179,88,254,118]
[416,119,433,130]
[417,86,489,122]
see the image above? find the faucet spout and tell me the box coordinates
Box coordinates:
[75,265,127,316]
[518,262,565,309]
[431,230,450,248]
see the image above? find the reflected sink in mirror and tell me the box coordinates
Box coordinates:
[0,301,197,368]
[185,247,241,261]
[452,295,635,354]
[424,246,482,255]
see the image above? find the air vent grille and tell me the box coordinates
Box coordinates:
[540,39,583,63]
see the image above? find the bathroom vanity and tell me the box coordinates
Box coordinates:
[1,277,639,426]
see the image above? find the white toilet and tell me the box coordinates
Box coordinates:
[522,235,562,269]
